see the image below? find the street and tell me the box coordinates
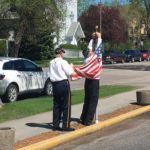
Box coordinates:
[70,61,150,90]
[50,112,150,150]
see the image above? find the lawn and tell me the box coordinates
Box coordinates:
[0,85,136,123]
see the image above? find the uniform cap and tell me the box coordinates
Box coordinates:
[55,48,65,54]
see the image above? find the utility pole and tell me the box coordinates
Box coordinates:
[99,0,102,33]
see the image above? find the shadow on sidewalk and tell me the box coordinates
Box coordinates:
[26,118,80,129]
[26,122,53,129]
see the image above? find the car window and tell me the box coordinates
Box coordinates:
[3,61,14,70]
[14,60,24,71]
[124,50,133,54]
[134,50,140,54]
[23,60,40,71]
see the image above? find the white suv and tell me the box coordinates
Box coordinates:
[0,57,52,103]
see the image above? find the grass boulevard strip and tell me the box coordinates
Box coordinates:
[0,85,136,123]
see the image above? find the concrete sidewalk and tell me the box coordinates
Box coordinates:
[0,86,150,142]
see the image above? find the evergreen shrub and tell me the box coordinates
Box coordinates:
[0,40,6,56]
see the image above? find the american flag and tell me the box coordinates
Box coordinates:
[71,53,102,80]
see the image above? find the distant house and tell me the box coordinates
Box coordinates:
[58,0,85,46]
[0,11,19,56]
[0,0,85,47]
[66,22,85,45]
[128,18,147,47]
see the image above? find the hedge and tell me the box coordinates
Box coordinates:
[60,44,81,50]
[0,40,6,56]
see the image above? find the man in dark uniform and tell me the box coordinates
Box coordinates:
[49,48,75,131]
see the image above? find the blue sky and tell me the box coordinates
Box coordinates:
[96,0,127,4]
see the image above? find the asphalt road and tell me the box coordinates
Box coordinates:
[50,112,150,150]
[70,61,150,90]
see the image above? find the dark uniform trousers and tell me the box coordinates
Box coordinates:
[52,80,71,128]
[80,78,99,124]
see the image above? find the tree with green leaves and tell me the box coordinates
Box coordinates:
[0,0,64,58]
[129,0,150,38]
[143,0,150,37]
[79,5,128,49]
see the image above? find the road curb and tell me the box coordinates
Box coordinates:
[17,105,150,150]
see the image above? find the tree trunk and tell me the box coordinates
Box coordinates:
[9,24,24,57]
[14,25,24,57]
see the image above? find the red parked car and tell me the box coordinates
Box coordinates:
[140,49,150,61]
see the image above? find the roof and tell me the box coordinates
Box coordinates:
[66,22,85,39]
[0,57,17,62]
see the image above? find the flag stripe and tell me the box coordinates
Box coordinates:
[71,53,102,80]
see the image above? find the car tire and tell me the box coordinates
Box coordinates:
[121,59,125,63]
[1,84,18,103]
[110,60,114,64]
[131,57,135,62]
[44,80,53,96]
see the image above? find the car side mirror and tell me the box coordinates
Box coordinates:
[37,67,42,71]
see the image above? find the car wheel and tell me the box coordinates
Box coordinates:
[44,80,53,96]
[1,84,18,103]
[110,60,114,64]
[139,57,142,62]
[121,59,125,63]
[147,57,150,61]
[131,57,135,62]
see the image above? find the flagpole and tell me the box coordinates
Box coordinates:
[99,0,102,33]
[95,0,102,124]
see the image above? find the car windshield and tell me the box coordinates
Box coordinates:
[104,50,122,54]
[124,50,134,54]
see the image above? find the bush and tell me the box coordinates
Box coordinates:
[104,40,133,52]
[60,44,81,50]
[143,39,150,49]
[0,40,6,56]
[19,34,55,60]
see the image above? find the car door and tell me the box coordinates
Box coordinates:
[13,60,30,92]
[135,50,141,61]
[23,60,45,90]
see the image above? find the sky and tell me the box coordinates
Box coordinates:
[95,0,128,4]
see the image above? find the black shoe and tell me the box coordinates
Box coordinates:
[61,127,75,131]
[52,126,61,131]
[77,119,82,123]
[82,122,94,126]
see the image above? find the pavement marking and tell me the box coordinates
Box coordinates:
[17,105,150,150]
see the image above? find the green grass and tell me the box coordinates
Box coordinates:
[64,57,83,65]
[0,85,136,123]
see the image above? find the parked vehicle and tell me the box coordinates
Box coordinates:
[103,50,125,64]
[0,57,52,103]
[124,49,142,62]
[140,49,150,61]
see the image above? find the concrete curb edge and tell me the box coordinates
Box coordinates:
[17,105,150,150]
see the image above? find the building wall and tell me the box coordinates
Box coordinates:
[58,0,77,45]
[64,49,83,58]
